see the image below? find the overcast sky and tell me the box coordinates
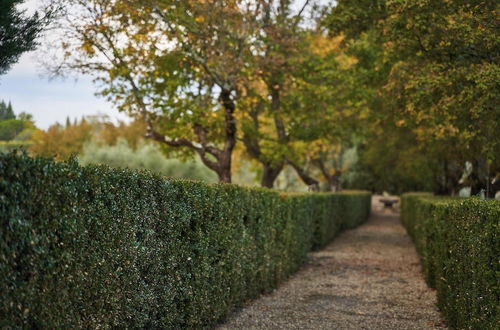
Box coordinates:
[0,1,129,129]
[0,57,129,129]
[0,0,329,130]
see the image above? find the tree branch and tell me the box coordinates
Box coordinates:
[145,127,220,171]
[296,0,311,20]
[287,159,319,189]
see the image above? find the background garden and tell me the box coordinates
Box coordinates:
[2,0,498,195]
[1,0,499,329]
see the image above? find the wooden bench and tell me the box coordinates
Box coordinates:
[379,198,398,208]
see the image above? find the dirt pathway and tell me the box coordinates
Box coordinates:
[218,209,445,329]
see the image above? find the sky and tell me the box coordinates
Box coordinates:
[0,0,329,130]
[0,59,129,129]
[0,0,129,129]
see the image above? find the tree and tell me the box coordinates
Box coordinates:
[237,1,373,191]
[0,0,52,75]
[51,0,330,186]
[0,119,25,140]
[97,119,146,150]
[0,101,36,141]
[324,0,500,195]
[272,29,376,192]
[30,118,93,160]
[0,100,15,121]
[383,0,500,194]
[239,0,316,188]
[50,0,265,183]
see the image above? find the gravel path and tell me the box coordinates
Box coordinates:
[218,208,446,330]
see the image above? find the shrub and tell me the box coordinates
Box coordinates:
[0,153,371,328]
[401,193,499,329]
[79,139,218,182]
[0,119,26,141]
[0,140,32,153]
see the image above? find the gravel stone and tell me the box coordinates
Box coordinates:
[218,204,446,330]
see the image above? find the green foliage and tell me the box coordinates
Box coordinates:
[0,100,15,120]
[16,112,33,123]
[0,100,37,147]
[0,0,47,75]
[344,128,437,194]
[324,0,500,194]
[0,140,32,153]
[79,138,218,182]
[0,153,371,328]
[0,119,26,141]
[401,193,499,329]
[0,101,34,151]
[311,190,371,248]
[324,0,387,39]
[383,0,500,186]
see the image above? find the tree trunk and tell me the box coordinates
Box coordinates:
[288,160,320,191]
[146,89,237,184]
[315,158,342,193]
[261,162,284,188]
[436,160,449,195]
[327,173,342,192]
[216,165,232,183]
[241,101,285,188]
[217,89,237,183]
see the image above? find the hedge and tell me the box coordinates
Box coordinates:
[0,153,371,328]
[401,193,499,330]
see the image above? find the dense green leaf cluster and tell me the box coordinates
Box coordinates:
[401,193,499,329]
[0,153,370,328]
[0,0,47,75]
[325,0,500,195]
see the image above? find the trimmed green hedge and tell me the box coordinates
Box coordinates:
[401,193,499,330]
[0,153,371,328]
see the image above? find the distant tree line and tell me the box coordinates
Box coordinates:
[0,100,35,144]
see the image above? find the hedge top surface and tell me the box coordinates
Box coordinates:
[403,192,500,206]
